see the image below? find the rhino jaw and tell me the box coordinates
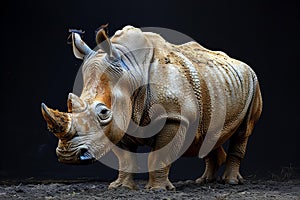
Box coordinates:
[41,103,72,139]
[56,147,96,165]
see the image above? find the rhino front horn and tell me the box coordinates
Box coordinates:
[41,103,71,138]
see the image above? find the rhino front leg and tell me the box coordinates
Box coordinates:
[146,164,174,190]
[109,147,137,190]
[146,122,186,190]
[196,146,226,184]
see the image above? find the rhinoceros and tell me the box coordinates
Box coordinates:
[41,25,262,190]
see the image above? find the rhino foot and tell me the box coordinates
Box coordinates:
[195,175,216,184]
[108,177,137,190]
[145,179,175,191]
[222,171,244,185]
[221,155,244,185]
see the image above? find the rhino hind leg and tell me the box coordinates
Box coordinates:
[222,136,248,185]
[196,146,226,184]
[222,112,255,185]
[222,83,262,185]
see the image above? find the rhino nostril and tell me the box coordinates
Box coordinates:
[79,149,94,161]
[73,133,79,138]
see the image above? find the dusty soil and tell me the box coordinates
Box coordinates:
[0,178,299,200]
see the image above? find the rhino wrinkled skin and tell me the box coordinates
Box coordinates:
[41,25,262,190]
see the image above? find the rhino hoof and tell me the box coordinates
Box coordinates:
[222,173,244,185]
[195,177,216,184]
[108,180,137,190]
[145,181,175,191]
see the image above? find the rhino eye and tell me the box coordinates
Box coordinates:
[95,103,111,121]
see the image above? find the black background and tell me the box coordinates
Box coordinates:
[1,0,299,181]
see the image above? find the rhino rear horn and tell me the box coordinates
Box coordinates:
[67,93,86,113]
[69,29,94,59]
[41,103,71,138]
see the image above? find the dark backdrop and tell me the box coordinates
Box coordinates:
[1,0,299,181]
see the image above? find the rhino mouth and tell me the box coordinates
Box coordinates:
[56,136,112,165]
[56,147,96,165]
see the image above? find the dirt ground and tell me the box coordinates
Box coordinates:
[0,177,299,200]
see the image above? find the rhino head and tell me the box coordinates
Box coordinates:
[41,25,152,164]
[41,92,115,164]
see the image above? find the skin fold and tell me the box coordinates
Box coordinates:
[41,25,262,190]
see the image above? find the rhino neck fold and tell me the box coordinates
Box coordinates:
[131,83,151,127]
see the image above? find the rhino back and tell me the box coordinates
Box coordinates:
[145,35,258,147]
[178,42,256,131]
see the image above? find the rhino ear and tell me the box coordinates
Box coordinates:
[69,29,93,60]
[95,24,119,59]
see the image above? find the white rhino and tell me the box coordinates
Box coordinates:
[41,25,262,190]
